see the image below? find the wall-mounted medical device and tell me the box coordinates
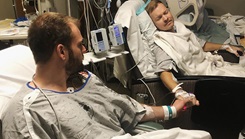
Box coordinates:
[90,28,110,54]
[108,24,124,46]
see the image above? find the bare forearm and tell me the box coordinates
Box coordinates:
[160,71,178,91]
[202,42,221,52]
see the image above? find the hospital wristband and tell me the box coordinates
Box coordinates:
[162,106,177,120]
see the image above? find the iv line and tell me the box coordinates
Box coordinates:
[32,79,63,136]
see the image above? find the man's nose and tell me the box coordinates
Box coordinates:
[82,45,87,53]
[162,15,168,21]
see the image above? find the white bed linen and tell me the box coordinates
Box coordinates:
[0,45,35,118]
[112,127,211,139]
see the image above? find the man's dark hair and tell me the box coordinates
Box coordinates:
[145,0,163,14]
[27,12,80,64]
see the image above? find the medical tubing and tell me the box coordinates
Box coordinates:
[32,79,63,138]
[138,78,156,106]
[121,52,150,79]
[83,0,92,51]
[87,0,99,28]
[21,0,28,18]
[115,52,150,92]
[116,52,157,105]
[34,0,39,15]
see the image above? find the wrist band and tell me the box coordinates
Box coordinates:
[162,106,177,120]
[172,83,183,93]
[162,106,169,120]
[171,106,177,118]
[167,106,173,120]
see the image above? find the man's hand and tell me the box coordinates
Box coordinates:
[172,90,200,116]
[222,44,244,57]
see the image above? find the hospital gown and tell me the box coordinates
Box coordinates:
[153,23,206,74]
[1,71,146,139]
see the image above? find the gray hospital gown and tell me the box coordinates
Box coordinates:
[2,71,145,139]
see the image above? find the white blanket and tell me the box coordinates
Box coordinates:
[154,21,245,77]
[112,127,211,139]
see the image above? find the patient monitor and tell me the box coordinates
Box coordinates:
[90,28,110,54]
[108,23,124,46]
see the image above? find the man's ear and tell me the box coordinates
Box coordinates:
[57,44,67,60]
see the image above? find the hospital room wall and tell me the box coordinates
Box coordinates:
[206,0,245,16]
[0,1,15,20]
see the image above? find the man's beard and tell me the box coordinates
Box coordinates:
[65,48,84,76]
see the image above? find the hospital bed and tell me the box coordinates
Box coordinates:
[113,0,245,137]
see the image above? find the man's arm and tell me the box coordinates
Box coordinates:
[202,42,221,52]
[203,42,244,57]
[160,71,178,91]
[140,98,196,122]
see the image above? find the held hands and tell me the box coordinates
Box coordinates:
[172,89,200,116]
[175,90,199,107]
[171,83,199,116]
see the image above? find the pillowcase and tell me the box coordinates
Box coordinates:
[114,0,145,28]
[137,10,157,43]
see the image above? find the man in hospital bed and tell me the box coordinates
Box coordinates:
[143,0,245,94]
[1,12,211,139]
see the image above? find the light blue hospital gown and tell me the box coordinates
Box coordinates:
[1,71,146,139]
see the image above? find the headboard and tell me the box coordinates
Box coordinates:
[166,0,207,30]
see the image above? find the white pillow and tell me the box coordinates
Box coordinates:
[137,10,157,43]
[0,45,36,118]
[114,0,145,28]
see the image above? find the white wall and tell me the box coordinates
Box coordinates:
[206,0,245,16]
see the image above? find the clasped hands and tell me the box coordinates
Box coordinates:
[172,89,200,114]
